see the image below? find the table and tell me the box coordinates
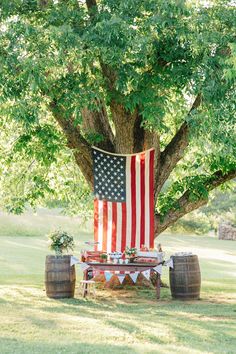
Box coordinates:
[83,262,161,299]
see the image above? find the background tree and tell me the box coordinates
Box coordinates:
[0,0,235,237]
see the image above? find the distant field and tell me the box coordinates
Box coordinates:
[0,208,88,237]
[0,209,236,353]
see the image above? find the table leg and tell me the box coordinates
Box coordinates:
[156,273,160,299]
[83,269,89,298]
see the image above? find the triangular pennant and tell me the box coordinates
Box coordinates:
[165,258,174,269]
[104,272,113,282]
[93,270,101,277]
[129,272,139,284]
[142,269,151,280]
[70,256,80,266]
[153,264,162,275]
[80,262,90,272]
[117,274,126,284]
[157,252,164,262]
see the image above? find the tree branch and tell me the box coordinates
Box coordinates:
[85,0,117,91]
[49,101,94,188]
[85,0,130,148]
[154,169,236,236]
[158,93,202,194]
[85,0,98,19]
[86,0,146,155]
[81,99,115,152]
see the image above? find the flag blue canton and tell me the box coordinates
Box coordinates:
[92,149,126,202]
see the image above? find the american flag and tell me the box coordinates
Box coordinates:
[93,147,155,253]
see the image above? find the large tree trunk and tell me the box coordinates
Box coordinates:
[51,97,236,237]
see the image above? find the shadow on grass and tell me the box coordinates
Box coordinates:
[1,286,236,354]
[167,319,236,353]
[0,337,136,354]
[106,318,167,345]
[1,284,235,313]
[103,301,236,352]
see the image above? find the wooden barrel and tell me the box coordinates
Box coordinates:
[45,255,76,299]
[169,255,201,300]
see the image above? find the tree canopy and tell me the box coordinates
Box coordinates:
[0,0,235,236]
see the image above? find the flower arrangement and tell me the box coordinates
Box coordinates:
[47,230,75,256]
[124,247,137,258]
[100,253,108,262]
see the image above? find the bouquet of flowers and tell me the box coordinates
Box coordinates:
[47,230,75,256]
[100,253,108,263]
[124,247,137,258]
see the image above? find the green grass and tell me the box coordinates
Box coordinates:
[0,208,87,237]
[0,210,236,354]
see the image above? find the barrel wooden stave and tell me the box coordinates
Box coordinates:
[45,255,76,299]
[169,255,201,300]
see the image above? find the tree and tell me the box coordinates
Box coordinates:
[0,0,235,237]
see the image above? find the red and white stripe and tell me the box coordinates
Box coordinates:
[94,148,155,252]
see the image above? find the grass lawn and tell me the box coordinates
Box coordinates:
[0,210,236,354]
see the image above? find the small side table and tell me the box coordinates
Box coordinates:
[80,280,96,298]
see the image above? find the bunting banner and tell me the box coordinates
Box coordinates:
[142,269,151,280]
[129,272,139,284]
[70,256,80,267]
[69,256,172,281]
[93,270,103,277]
[164,258,174,269]
[117,274,126,284]
[153,264,162,275]
[104,272,113,282]
[80,263,90,272]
